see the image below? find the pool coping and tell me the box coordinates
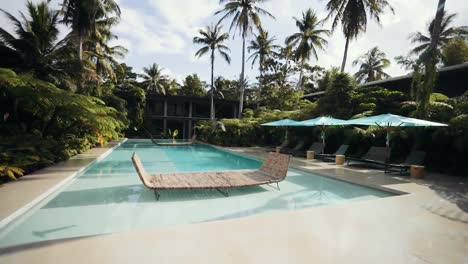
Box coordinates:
[0,139,127,230]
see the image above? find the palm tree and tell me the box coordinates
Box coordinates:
[215,0,275,117]
[248,29,279,98]
[325,0,394,72]
[89,16,127,83]
[285,9,330,90]
[140,63,169,94]
[61,0,121,60]
[410,11,468,62]
[0,1,75,87]
[352,47,390,83]
[193,24,231,120]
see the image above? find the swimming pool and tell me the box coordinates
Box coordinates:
[0,139,395,248]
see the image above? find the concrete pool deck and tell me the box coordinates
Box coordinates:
[0,145,467,263]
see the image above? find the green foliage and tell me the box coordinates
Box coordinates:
[442,38,468,66]
[179,74,206,97]
[0,165,24,181]
[0,69,126,181]
[352,86,407,115]
[428,102,454,122]
[317,71,355,118]
[430,93,449,102]
[259,83,302,110]
[450,114,468,129]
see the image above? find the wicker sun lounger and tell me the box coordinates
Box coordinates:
[131,152,291,200]
[316,145,349,162]
[295,142,324,157]
[385,150,426,175]
[347,146,389,168]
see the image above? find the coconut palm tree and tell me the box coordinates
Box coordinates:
[88,16,127,83]
[325,0,394,72]
[61,0,121,60]
[193,24,231,120]
[140,63,169,94]
[285,9,330,90]
[410,11,468,62]
[215,0,275,117]
[247,29,279,96]
[352,47,390,83]
[0,1,75,87]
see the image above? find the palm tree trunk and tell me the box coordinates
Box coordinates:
[238,36,246,118]
[210,49,215,120]
[341,36,350,72]
[428,0,446,58]
[417,0,446,118]
[296,59,304,90]
[257,56,263,109]
[79,34,83,60]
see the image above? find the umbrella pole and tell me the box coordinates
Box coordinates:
[385,126,390,164]
[321,126,326,153]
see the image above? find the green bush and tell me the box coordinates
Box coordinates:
[0,68,126,182]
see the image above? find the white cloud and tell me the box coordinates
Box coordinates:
[147,0,218,37]
[1,0,467,83]
[114,3,186,56]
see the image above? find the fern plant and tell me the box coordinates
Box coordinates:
[0,165,24,180]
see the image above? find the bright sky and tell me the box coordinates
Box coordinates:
[1,0,467,84]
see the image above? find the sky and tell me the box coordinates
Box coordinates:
[1,0,468,84]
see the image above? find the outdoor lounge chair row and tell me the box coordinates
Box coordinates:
[132,152,291,200]
[346,147,426,175]
[281,141,425,175]
[280,142,324,157]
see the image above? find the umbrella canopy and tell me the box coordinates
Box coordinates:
[343,113,448,127]
[261,119,299,144]
[293,116,348,126]
[345,113,448,162]
[291,116,348,153]
[261,119,300,126]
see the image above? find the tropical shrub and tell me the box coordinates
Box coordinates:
[0,69,126,181]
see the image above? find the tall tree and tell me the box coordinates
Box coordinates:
[410,11,468,63]
[193,24,231,120]
[61,0,121,60]
[247,29,279,100]
[0,1,75,88]
[325,0,394,72]
[285,9,330,90]
[140,63,169,94]
[215,0,275,117]
[352,46,390,83]
[414,0,446,118]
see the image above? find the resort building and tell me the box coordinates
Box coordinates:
[144,95,238,138]
[303,62,468,101]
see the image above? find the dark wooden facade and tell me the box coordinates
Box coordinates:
[145,95,238,139]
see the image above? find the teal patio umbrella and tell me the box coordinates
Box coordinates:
[261,119,299,142]
[292,116,348,152]
[344,113,448,162]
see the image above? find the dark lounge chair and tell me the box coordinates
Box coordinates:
[296,142,324,157]
[385,150,426,175]
[347,146,389,168]
[280,140,307,155]
[316,145,349,162]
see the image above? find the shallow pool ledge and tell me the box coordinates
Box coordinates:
[0,139,127,227]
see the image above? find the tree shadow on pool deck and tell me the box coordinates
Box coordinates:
[42,184,269,209]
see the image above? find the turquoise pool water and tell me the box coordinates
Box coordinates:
[0,139,394,248]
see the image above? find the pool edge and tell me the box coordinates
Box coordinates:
[0,138,128,230]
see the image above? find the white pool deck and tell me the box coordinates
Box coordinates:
[0,142,467,263]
